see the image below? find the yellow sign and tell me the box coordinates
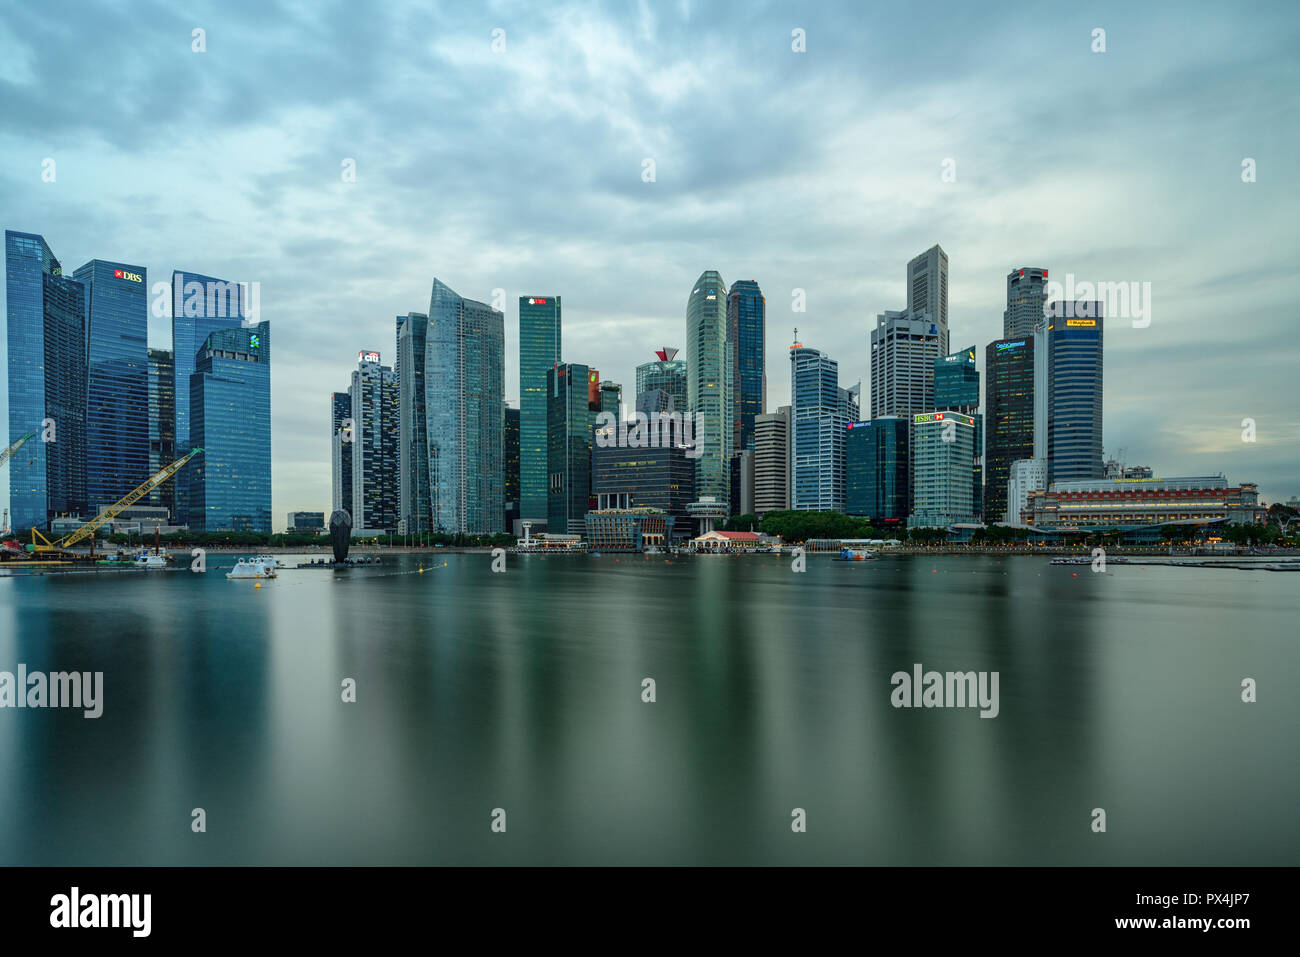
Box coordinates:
[1066,319,1096,327]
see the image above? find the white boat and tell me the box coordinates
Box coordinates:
[252,554,284,568]
[227,558,277,580]
[133,549,167,568]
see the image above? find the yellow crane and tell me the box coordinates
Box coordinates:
[0,432,35,471]
[30,448,204,556]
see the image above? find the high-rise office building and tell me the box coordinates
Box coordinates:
[1047,302,1104,483]
[592,442,696,538]
[1004,267,1049,339]
[687,271,731,507]
[396,311,430,532]
[935,345,982,518]
[330,391,353,516]
[426,280,505,534]
[869,310,941,418]
[984,337,1036,522]
[189,324,271,531]
[350,352,399,533]
[1006,457,1047,525]
[171,270,247,525]
[519,295,561,526]
[727,280,765,452]
[635,347,688,408]
[910,411,976,527]
[547,363,599,535]
[754,405,790,514]
[73,259,149,511]
[790,342,857,512]
[845,417,910,522]
[147,348,176,512]
[906,244,949,355]
[504,404,520,532]
[4,230,88,530]
[730,449,755,517]
[599,381,622,415]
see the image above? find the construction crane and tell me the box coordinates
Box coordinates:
[30,448,203,556]
[0,433,35,471]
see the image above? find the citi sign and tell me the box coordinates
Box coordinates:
[113,268,143,283]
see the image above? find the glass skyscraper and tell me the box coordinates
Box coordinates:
[519,295,560,525]
[504,404,520,532]
[869,310,941,418]
[984,337,1036,521]
[73,259,149,511]
[935,345,981,517]
[350,353,399,533]
[547,363,598,535]
[4,230,87,530]
[147,348,176,512]
[635,348,687,408]
[790,343,857,512]
[845,416,909,522]
[331,391,353,516]
[171,270,247,526]
[189,324,271,531]
[396,311,430,532]
[1047,303,1104,483]
[727,280,765,452]
[687,271,731,507]
[426,280,505,534]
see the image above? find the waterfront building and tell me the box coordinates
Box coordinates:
[754,405,791,514]
[1046,302,1104,483]
[350,351,399,534]
[692,530,765,552]
[426,279,505,534]
[504,404,520,533]
[730,449,755,517]
[1023,476,1264,530]
[845,416,910,523]
[869,309,942,418]
[1004,267,1049,339]
[396,311,430,532]
[592,442,695,536]
[686,271,731,506]
[547,363,599,535]
[984,337,1036,522]
[330,391,353,517]
[189,324,271,531]
[147,348,176,513]
[287,511,325,531]
[935,345,981,517]
[600,380,622,416]
[909,411,977,527]
[790,342,856,512]
[635,347,688,409]
[73,259,149,512]
[519,294,561,526]
[4,230,88,530]
[583,508,674,551]
[727,280,766,451]
[1005,457,1047,525]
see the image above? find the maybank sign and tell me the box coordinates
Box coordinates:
[1066,319,1096,327]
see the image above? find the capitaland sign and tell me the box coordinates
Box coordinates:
[996,340,1026,350]
[113,268,143,283]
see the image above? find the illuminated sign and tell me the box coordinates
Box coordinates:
[113,268,143,283]
[996,340,1026,350]
[249,335,260,349]
[527,298,548,305]
[358,351,380,363]
[914,413,945,423]
[1066,319,1096,327]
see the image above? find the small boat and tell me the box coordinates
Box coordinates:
[227,558,277,580]
[252,554,284,568]
[834,547,876,562]
[133,549,167,569]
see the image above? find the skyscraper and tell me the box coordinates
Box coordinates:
[73,259,149,511]
[171,270,247,525]
[984,337,1036,521]
[1004,267,1049,339]
[635,347,688,407]
[910,411,976,527]
[504,404,520,532]
[547,363,599,535]
[687,271,731,508]
[426,280,505,534]
[906,244,949,355]
[189,324,271,531]
[754,405,790,514]
[727,279,765,452]
[599,380,622,415]
[350,352,399,533]
[147,348,176,512]
[935,346,982,518]
[845,417,910,522]
[790,342,857,512]
[869,310,942,418]
[330,391,353,517]
[519,295,561,526]
[396,311,430,532]
[1047,302,1104,483]
[4,230,87,530]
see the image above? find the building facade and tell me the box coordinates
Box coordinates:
[504,404,520,532]
[519,295,561,525]
[727,280,765,452]
[592,442,696,535]
[1005,457,1048,525]
[1023,476,1264,529]
[753,405,790,514]
[189,324,271,531]
[935,345,981,517]
[635,348,688,409]
[984,337,1036,523]
[350,352,399,534]
[1004,267,1049,339]
[906,244,949,355]
[547,363,599,535]
[845,416,910,522]
[396,311,430,532]
[330,391,353,517]
[869,310,942,418]
[910,411,976,527]
[147,348,176,512]
[686,271,731,507]
[1047,302,1104,483]
[790,343,857,512]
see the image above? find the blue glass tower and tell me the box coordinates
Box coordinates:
[845,417,909,521]
[1047,303,1104,483]
[790,343,856,512]
[727,280,765,452]
[519,295,561,524]
[72,259,149,511]
[189,324,271,531]
[396,311,429,532]
[5,231,88,530]
[172,271,247,524]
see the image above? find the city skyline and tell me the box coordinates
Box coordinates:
[1,2,1296,522]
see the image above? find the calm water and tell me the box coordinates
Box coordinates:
[0,553,1296,865]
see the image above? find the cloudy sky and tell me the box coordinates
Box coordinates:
[2,0,1297,521]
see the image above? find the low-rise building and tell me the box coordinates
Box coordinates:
[584,509,674,552]
[1023,475,1264,529]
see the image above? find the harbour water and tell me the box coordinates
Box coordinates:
[0,553,1295,865]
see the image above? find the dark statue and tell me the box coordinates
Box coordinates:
[329,509,352,563]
